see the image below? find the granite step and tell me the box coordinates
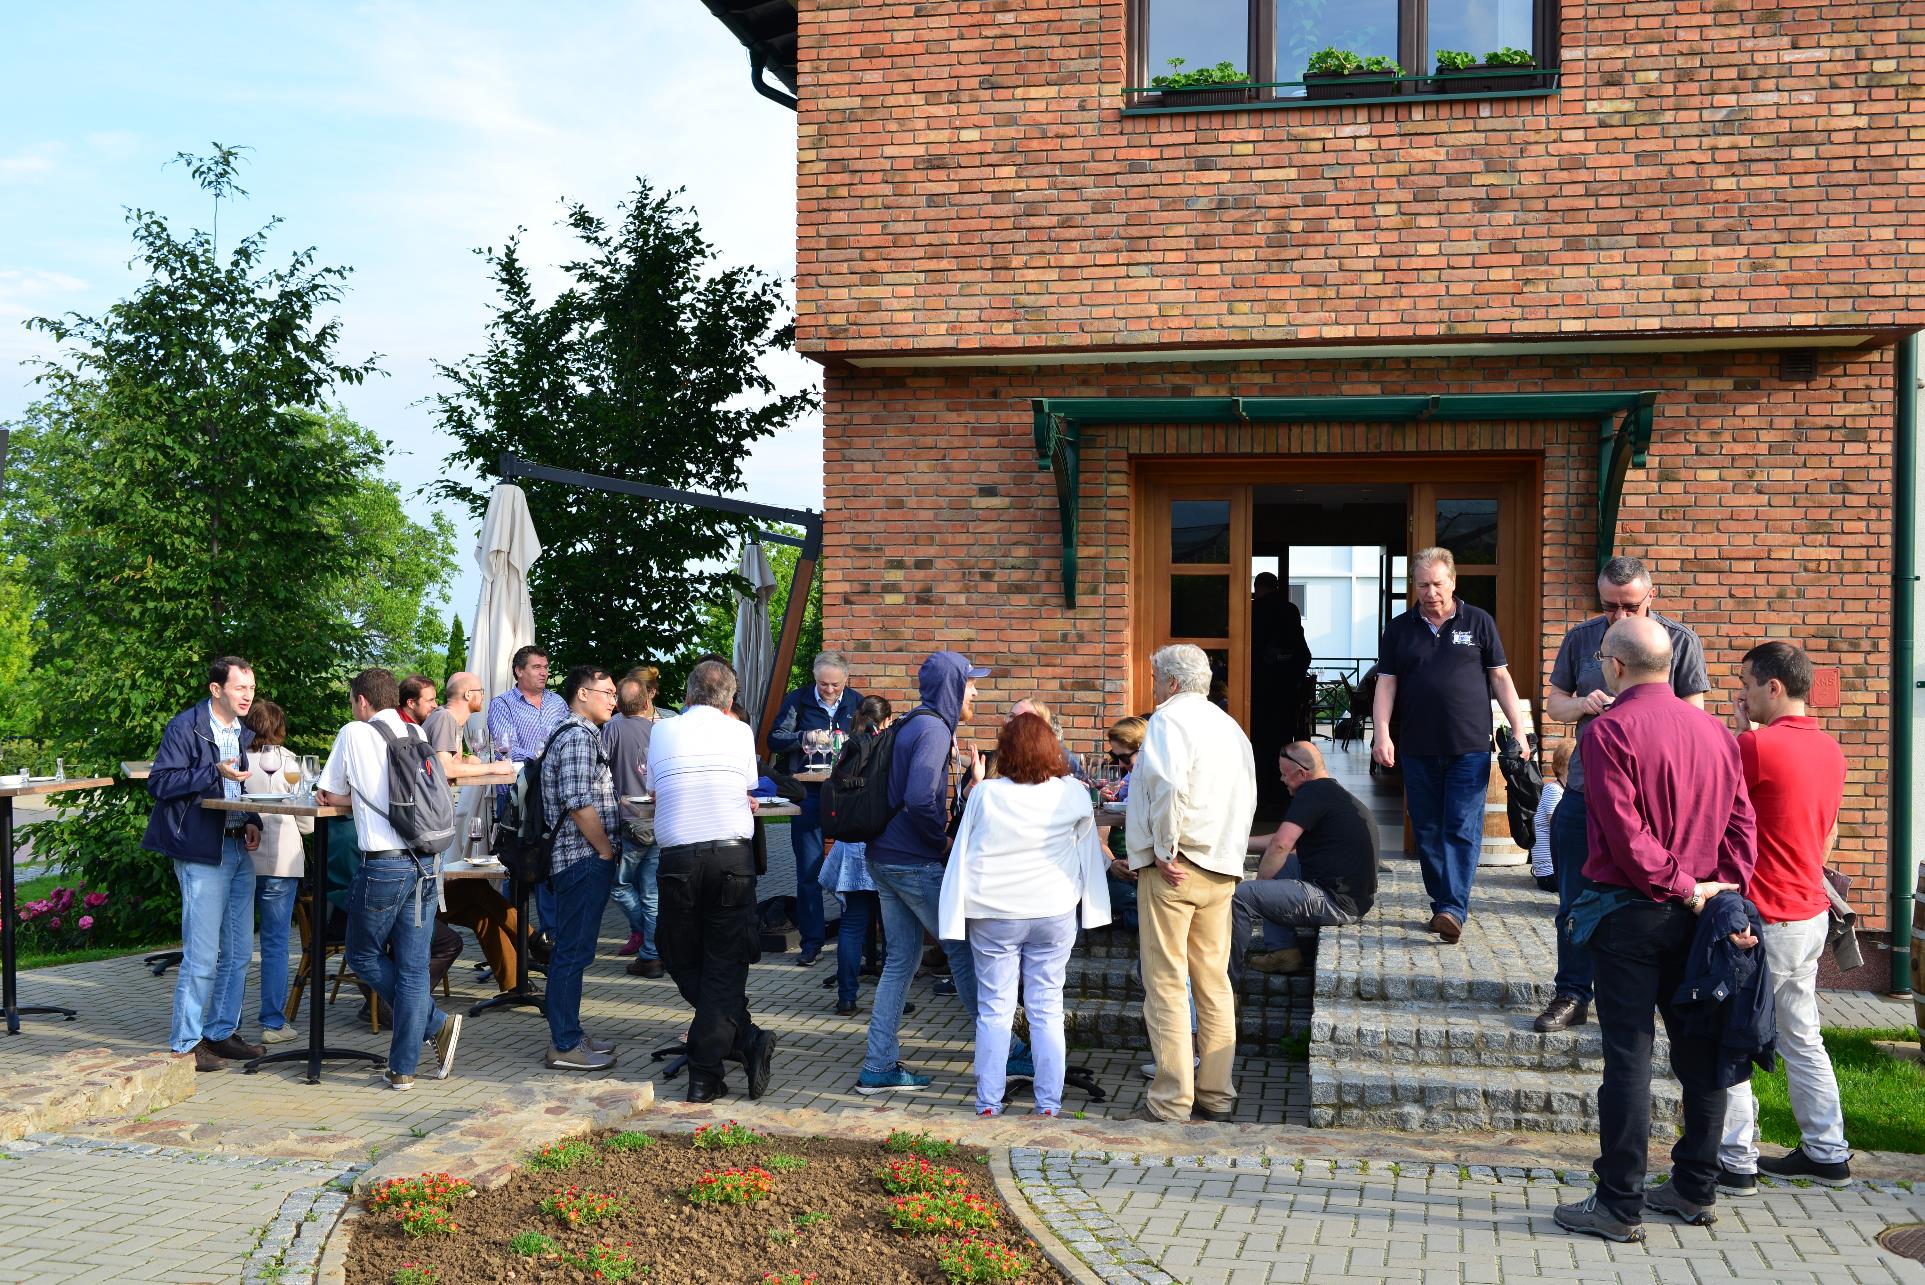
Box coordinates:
[1063,997,1308,1054]
[1307,1061,1681,1136]
[1064,956,1315,1007]
[1310,995,1671,1076]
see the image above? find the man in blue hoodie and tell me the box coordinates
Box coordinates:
[854,650,988,1095]
[142,656,264,1073]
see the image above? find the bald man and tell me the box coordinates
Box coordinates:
[1553,615,1757,1245]
[423,671,484,771]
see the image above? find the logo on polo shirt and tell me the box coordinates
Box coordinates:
[1451,630,1475,646]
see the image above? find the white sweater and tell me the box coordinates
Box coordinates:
[938,776,1112,941]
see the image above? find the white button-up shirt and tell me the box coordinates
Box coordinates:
[1125,691,1257,880]
[318,709,420,854]
[648,704,756,850]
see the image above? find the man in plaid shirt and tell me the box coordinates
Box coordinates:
[537,665,621,1071]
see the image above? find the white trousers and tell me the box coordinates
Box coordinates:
[1719,913,1850,1171]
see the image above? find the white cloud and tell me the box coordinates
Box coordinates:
[0,143,63,182]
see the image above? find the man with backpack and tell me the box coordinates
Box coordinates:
[316,668,462,1090]
[520,665,624,1071]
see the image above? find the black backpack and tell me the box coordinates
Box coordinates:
[491,721,600,885]
[821,708,941,842]
[371,721,458,857]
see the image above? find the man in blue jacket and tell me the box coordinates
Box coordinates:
[765,650,863,966]
[142,656,264,1073]
[853,650,987,1095]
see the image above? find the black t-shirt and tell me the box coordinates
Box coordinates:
[1283,777,1378,918]
[1379,602,1506,757]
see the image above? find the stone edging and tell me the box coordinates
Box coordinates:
[988,1150,1108,1285]
[242,1177,357,1285]
[0,1047,194,1142]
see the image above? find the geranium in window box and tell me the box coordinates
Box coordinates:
[1301,48,1403,101]
[1148,57,1257,108]
[1430,47,1552,95]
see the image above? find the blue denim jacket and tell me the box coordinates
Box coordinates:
[140,700,259,865]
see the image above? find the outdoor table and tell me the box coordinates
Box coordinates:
[202,796,386,1083]
[121,760,153,781]
[1095,803,1127,828]
[2,776,112,1034]
[443,760,515,784]
[792,768,830,785]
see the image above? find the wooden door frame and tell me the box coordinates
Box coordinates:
[1130,453,1543,724]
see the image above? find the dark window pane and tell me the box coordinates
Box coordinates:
[1455,574,1498,620]
[1435,497,1499,565]
[1171,575,1231,639]
[1148,0,1251,81]
[1275,0,1399,87]
[1171,500,1231,563]
[1204,648,1231,711]
[1426,0,1536,66]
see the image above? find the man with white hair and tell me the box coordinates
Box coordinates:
[1373,547,1529,943]
[1125,644,1257,1123]
[767,650,864,966]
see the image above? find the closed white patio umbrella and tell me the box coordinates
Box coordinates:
[732,537,778,733]
[457,482,542,855]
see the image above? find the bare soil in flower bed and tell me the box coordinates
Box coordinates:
[345,1125,1072,1284]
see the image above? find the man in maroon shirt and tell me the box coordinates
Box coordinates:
[1717,641,1851,1192]
[1553,617,1757,1244]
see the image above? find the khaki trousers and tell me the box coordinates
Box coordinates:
[1138,857,1239,1120]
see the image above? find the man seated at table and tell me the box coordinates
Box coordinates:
[1232,741,1378,981]
[142,655,265,1073]
[317,667,461,1091]
[423,670,523,995]
[398,674,438,725]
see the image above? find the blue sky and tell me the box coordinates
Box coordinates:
[0,1,815,624]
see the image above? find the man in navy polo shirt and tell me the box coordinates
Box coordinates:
[1372,547,1529,943]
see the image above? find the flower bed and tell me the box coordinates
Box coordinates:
[344,1128,1068,1284]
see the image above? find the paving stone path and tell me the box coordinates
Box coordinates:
[1010,1147,1925,1285]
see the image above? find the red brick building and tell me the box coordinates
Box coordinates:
[698,1,1923,963]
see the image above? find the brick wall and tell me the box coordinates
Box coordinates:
[821,347,1898,926]
[795,0,1925,355]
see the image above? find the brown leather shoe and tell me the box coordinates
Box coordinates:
[626,957,665,978]
[1429,912,1462,944]
[1190,1104,1234,1122]
[1247,947,1306,975]
[1533,996,1589,1033]
[208,1034,265,1060]
[189,1039,228,1072]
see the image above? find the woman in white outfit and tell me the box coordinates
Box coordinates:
[242,700,312,1044]
[941,712,1110,1117]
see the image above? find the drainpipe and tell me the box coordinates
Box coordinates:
[1892,333,1918,996]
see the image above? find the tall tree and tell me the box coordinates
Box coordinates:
[1,146,452,936]
[431,180,817,673]
[444,615,468,679]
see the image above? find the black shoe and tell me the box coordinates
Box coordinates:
[1553,1194,1645,1243]
[528,933,554,968]
[859,960,882,978]
[1643,1180,1716,1226]
[745,1029,777,1100]
[1533,996,1588,1034]
[797,947,821,967]
[903,1000,917,1015]
[933,977,957,996]
[1716,1169,1758,1197]
[1758,1146,1852,1187]
[687,1077,726,1104]
[820,973,837,990]
[1190,1104,1233,1122]
[625,957,664,978]
[834,1001,858,1016]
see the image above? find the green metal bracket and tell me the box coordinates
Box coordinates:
[1594,392,1658,571]
[1032,405,1083,607]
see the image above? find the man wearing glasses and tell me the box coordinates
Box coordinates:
[1536,556,1708,1034]
[535,666,623,1071]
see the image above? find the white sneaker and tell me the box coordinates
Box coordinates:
[259,1025,300,1045]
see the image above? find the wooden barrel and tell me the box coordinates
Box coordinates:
[1912,867,1924,1035]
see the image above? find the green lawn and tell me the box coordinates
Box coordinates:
[1751,1026,1925,1155]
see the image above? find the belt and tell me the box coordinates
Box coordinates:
[661,839,754,860]
[223,825,250,837]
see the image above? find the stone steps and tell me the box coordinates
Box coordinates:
[1064,956,1315,1007]
[1063,997,1307,1053]
[1307,1061,1681,1136]
[1310,995,1671,1076]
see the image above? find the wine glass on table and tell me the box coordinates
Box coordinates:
[300,754,320,802]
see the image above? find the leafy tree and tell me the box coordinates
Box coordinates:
[0,555,37,739]
[431,180,817,675]
[444,615,468,679]
[0,146,452,939]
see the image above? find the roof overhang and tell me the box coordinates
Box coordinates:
[696,0,799,108]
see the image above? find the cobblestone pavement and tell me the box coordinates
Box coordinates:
[1010,1147,1925,1285]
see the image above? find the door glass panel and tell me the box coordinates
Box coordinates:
[1170,500,1231,563]
[1455,574,1498,621]
[1171,575,1230,639]
[1434,497,1499,565]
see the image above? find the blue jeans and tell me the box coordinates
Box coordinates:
[255,874,300,1031]
[544,854,618,1053]
[1106,872,1139,930]
[169,838,256,1052]
[1402,752,1490,924]
[609,838,660,961]
[345,853,447,1076]
[968,911,1077,1114]
[863,861,978,1076]
[1550,789,1595,1004]
[836,890,879,1007]
[792,795,827,954]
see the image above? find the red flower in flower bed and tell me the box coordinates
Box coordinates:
[541,1185,628,1226]
[687,1167,775,1206]
[878,1156,972,1195]
[890,1190,1000,1236]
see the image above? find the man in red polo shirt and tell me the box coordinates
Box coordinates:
[1717,641,1852,1192]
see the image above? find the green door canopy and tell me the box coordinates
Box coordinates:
[1029,392,1658,607]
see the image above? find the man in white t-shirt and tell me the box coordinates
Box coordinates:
[317,668,461,1091]
[649,659,772,1102]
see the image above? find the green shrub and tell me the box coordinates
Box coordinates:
[1485,47,1535,66]
[1148,57,1251,90]
[1305,47,1363,76]
[1435,49,1476,71]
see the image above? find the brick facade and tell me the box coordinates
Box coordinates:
[795,0,1924,355]
[824,349,1897,925]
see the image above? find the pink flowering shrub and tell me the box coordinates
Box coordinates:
[15,884,120,953]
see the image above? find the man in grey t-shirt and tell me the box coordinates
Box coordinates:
[421,671,484,768]
[1533,557,1709,1033]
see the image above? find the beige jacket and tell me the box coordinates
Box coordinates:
[245,745,312,878]
[1125,691,1257,880]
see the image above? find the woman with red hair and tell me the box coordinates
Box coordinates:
[940,712,1111,1116]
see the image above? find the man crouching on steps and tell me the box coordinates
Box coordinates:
[317,668,461,1090]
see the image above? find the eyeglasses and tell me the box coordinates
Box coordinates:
[1591,650,1623,665]
[1599,592,1650,617]
[584,686,618,700]
[1280,752,1314,772]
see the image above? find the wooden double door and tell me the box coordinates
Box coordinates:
[1131,456,1541,728]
